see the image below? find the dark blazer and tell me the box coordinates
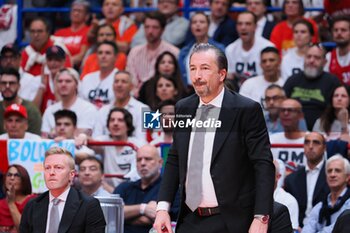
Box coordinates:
[184,16,238,47]
[332,209,350,233]
[262,20,276,40]
[284,163,330,227]
[269,202,293,233]
[158,89,275,233]
[20,187,106,233]
[212,16,239,46]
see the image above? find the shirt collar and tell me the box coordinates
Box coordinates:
[198,87,224,108]
[306,159,325,172]
[134,176,162,191]
[257,16,267,27]
[327,187,348,205]
[49,187,71,203]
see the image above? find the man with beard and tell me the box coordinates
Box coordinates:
[113,144,178,233]
[0,43,38,102]
[263,84,287,134]
[325,15,350,85]
[131,0,189,48]
[284,132,329,228]
[283,44,341,131]
[0,68,41,135]
[126,11,179,97]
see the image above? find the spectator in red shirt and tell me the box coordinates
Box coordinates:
[33,45,67,113]
[54,0,91,68]
[325,15,350,84]
[88,0,138,53]
[20,17,71,76]
[270,0,319,55]
[0,165,36,233]
[81,24,127,79]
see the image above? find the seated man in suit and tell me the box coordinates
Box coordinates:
[20,147,106,233]
[284,132,330,228]
[302,154,350,232]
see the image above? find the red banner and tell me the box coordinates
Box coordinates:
[0,140,8,173]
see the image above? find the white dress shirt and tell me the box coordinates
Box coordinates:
[157,88,224,211]
[45,187,71,233]
[304,160,324,225]
[186,87,224,207]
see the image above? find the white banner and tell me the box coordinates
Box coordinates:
[7,139,75,193]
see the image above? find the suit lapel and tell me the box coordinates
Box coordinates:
[299,169,307,206]
[58,188,82,233]
[33,192,49,233]
[212,89,238,162]
[313,163,326,203]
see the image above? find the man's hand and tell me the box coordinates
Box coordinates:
[153,210,173,233]
[144,201,157,219]
[249,218,268,233]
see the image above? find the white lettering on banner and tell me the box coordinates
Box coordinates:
[271,148,306,166]
[7,139,75,193]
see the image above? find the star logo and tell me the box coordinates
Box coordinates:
[143,109,162,129]
[150,110,162,123]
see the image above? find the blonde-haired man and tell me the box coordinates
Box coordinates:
[20,147,106,233]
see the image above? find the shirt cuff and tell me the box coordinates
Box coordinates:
[156,201,170,212]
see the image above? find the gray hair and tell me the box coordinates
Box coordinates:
[189,43,228,71]
[72,0,90,12]
[326,154,350,175]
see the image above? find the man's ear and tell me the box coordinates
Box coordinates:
[219,69,227,82]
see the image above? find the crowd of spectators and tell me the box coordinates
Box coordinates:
[1,0,350,232]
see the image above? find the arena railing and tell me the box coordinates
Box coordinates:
[15,0,324,47]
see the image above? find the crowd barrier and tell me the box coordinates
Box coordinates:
[0,138,332,185]
[12,0,325,47]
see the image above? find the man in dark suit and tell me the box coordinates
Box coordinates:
[284,132,330,228]
[246,0,276,39]
[184,0,238,46]
[153,43,275,233]
[20,147,106,233]
[208,0,238,46]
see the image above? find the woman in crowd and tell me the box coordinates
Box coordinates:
[138,51,186,107]
[313,85,350,140]
[81,24,127,79]
[281,18,314,81]
[270,0,319,55]
[0,165,35,233]
[179,12,225,87]
[152,75,183,110]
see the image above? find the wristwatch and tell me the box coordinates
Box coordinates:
[254,215,270,224]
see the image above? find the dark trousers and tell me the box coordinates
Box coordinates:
[177,205,229,233]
